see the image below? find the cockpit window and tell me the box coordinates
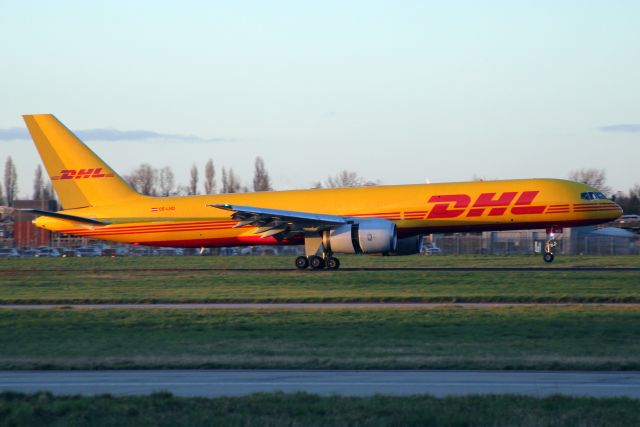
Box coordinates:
[580,191,608,201]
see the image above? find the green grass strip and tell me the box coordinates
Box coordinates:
[1,254,639,271]
[2,255,639,304]
[1,270,639,304]
[1,392,639,427]
[1,306,639,370]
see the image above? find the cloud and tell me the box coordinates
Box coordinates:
[599,124,640,133]
[0,127,28,140]
[0,126,231,142]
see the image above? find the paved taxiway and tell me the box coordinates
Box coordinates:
[1,370,639,397]
[3,267,639,273]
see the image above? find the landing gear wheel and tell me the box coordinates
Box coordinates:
[326,257,340,270]
[543,252,555,263]
[295,256,309,270]
[308,255,325,270]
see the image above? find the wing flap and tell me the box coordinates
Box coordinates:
[209,204,348,239]
[210,204,347,225]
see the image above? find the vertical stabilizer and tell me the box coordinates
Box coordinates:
[23,114,141,209]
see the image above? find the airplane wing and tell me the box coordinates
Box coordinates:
[209,204,348,239]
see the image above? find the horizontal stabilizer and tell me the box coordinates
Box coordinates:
[0,206,109,226]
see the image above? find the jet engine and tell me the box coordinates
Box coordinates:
[391,235,424,255]
[324,219,397,254]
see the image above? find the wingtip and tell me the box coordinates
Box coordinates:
[208,203,233,210]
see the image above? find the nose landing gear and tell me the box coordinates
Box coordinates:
[543,226,562,263]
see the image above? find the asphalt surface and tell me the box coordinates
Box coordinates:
[2,267,639,273]
[2,302,640,310]
[1,370,639,397]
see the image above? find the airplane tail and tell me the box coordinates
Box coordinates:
[23,114,141,210]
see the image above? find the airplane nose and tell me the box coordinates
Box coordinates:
[611,201,624,219]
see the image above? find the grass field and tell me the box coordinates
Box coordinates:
[2,392,639,427]
[2,254,639,270]
[1,256,638,424]
[1,306,639,370]
[1,256,639,304]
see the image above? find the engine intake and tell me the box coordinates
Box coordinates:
[325,219,397,254]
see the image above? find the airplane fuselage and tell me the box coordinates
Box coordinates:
[35,178,621,248]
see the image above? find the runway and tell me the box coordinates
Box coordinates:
[1,370,639,398]
[2,267,639,273]
[2,302,639,310]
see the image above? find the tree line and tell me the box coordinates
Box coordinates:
[0,155,638,214]
[124,156,274,196]
[0,157,54,207]
[124,157,379,197]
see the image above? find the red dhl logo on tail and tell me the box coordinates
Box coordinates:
[51,168,115,180]
[427,191,545,218]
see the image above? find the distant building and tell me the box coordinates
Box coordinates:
[12,200,58,248]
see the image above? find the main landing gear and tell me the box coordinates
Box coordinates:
[543,226,562,263]
[295,255,341,270]
[295,232,341,270]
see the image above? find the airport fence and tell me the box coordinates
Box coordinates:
[431,234,639,256]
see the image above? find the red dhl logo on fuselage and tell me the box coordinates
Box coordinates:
[427,191,545,218]
[51,168,114,180]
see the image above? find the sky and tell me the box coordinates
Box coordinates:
[1,0,639,198]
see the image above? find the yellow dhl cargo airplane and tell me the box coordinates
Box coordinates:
[5,114,623,269]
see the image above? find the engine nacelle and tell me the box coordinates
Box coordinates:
[325,219,397,254]
[391,235,424,256]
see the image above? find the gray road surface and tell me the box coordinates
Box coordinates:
[3,267,639,272]
[1,370,639,398]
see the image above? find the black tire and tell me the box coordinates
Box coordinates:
[326,257,340,270]
[543,252,554,263]
[309,255,325,270]
[295,256,309,270]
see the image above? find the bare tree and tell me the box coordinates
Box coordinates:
[221,167,242,193]
[253,156,272,192]
[42,182,54,202]
[188,163,199,196]
[158,166,175,197]
[4,157,18,206]
[325,170,378,188]
[203,159,216,194]
[33,165,44,200]
[221,168,227,193]
[0,178,4,205]
[174,185,189,196]
[126,164,158,196]
[229,169,242,193]
[614,184,640,214]
[569,168,612,195]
